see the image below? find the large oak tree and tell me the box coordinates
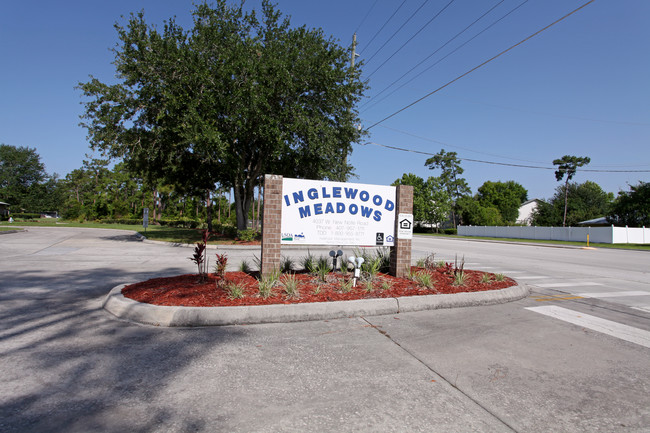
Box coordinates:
[79,1,366,230]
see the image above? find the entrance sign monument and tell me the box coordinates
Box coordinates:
[261,175,413,278]
[281,177,397,246]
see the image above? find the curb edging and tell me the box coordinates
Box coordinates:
[103,284,530,327]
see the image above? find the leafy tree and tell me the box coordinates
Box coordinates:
[421,176,452,232]
[425,149,470,227]
[0,144,47,210]
[477,180,528,224]
[393,173,451,232]
[78,1,366,230]
[607,181,650,227]
[392,173,426,223]
[532,181,613,226]
[24,174,64,214]
[553,155,590,226]
[456,196,503,226]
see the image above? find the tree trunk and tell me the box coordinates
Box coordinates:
[206,189,213,232]
[233,183,251,231]
[562,180,569,227]
[256,183,262,230]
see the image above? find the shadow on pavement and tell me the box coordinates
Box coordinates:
[0,265,247,432]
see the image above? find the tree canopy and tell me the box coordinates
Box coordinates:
[607,181,650,227]
[532,181,613,227]
[79,0,366,229]
[553,155,590,226]
[392,173,451,232]
[477,180,527,224]
[0,144,48,211]
[424,149,470,227]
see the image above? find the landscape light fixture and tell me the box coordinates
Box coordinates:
[329,249,344,271]
[347,256,365,287]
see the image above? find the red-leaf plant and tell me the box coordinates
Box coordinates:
[215,253,228,279]
[190,229,211,281]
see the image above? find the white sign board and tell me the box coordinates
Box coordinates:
[143,208,149,228]
[281,178,396,246]
[397,213,413,239]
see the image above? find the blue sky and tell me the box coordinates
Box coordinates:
[1,0,648,201]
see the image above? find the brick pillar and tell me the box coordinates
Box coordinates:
[390,184,413,278]
[261,174,283,277]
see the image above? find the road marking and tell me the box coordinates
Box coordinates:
[526,305,650,349]
[536,282,604,288]
[631,306,650,313]
[577,291,650,298]
[530,295,585,302]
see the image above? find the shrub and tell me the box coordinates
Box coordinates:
[158,218,201,228]
[315,257,330,282]
[281,256,294,273]
[453,271,468,286]
[237,229,260,242]
[214,253,228,278]
[257,269,280,298]
[239,260,251,273]
[282,274,299,298]
[226,282,246,299]
[11,213,42,219]
[415,271,434,288]
[341,279,353,293]
[301,253,316,273]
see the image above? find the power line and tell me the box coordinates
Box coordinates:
[365,141,650,173]
[375,123,650,168]
[360,0,408,54]
[365,0,457,79]
[367,0,596,130]
[375,123,550,164]
[362,0,532,113]
[361,0,509,110]
[355,0,380,34]
[364,0,431,66]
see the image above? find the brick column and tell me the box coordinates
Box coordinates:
[261,174,283,277]
[390,184,413,278]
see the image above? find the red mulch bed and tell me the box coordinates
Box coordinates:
[122,268,516,307]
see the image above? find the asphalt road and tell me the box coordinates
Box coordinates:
[1,227,649,432]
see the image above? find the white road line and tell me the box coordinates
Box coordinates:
[631,306,650,313]
[537,282,604,288]
[578,291,650,298]
[526,306,650,349]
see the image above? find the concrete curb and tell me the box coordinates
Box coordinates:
[103,283,530,327]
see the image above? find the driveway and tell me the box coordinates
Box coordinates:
[1,227,648,432]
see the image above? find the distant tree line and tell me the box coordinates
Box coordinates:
[1,144,647,228]
[392,150,649,229]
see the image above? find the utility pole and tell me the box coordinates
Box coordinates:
[343,33,358,182]
[350,33,357,68]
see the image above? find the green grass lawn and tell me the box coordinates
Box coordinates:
[0,226,24,232]
[2,220,647,250]
[416,232,650,251]
[0,219,243,245]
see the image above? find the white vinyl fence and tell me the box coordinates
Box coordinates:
[458,225,650,244]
